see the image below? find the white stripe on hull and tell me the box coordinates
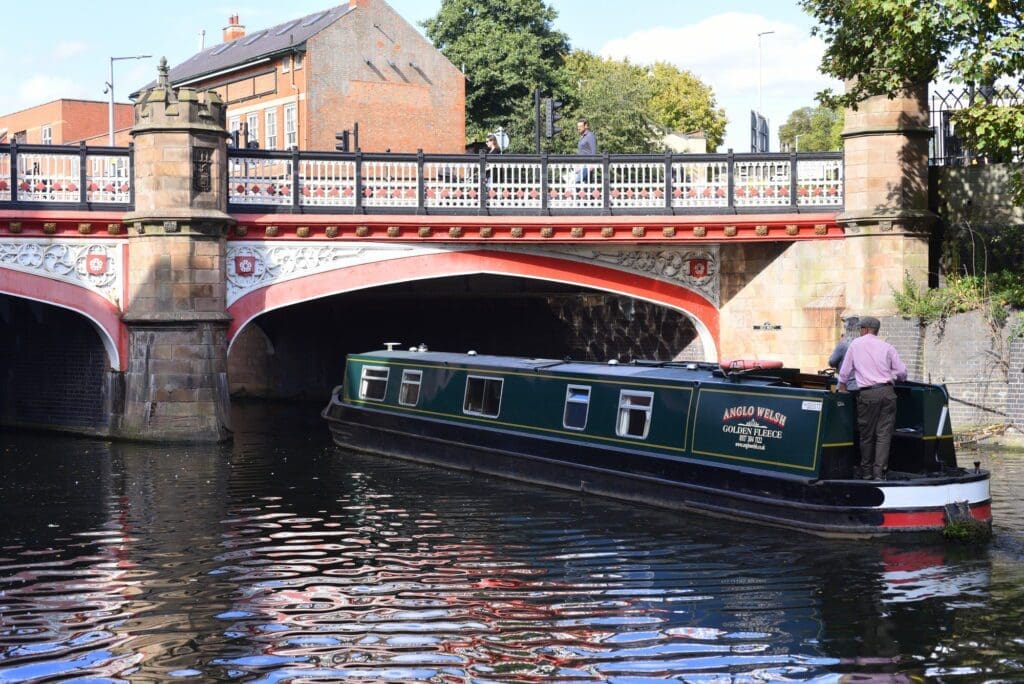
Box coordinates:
[877,479,989,509]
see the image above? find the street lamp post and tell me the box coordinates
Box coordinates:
[756,30,774,116]
[105,54,152,146]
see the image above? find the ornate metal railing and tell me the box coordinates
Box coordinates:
[930,84,1024,166]
[0,144,843,214]
[0,143,133,207]
[226,149,843,215]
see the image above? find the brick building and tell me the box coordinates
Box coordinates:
[0,99,134,146]
[155,0,465,153]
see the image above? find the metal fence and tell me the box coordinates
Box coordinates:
[0,143,844,215]
[930,84,1024,166]
[225,149,844,215]
[0,142,133,206]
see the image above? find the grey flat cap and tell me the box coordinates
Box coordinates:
[859,316,881,331]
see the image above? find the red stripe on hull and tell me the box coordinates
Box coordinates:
[882,502,992,529]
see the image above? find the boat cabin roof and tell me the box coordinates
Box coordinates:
[352,349,799,387]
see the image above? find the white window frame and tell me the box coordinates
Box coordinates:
[398,369,422,406]
[616,390,654,439]
[463,375,503,418]
[228,116,241,146]
[265,108,278,150]
[284,104,297,149]
[41,125,52,145]
[294,52,304,70]
[358,366,389,402]
[246,112,259,147]
[562,384,591,431]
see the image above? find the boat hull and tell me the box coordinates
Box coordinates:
[323,399,991,539]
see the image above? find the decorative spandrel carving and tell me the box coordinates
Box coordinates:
[0,238,124,307]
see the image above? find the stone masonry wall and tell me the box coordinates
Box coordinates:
[880,310,1024,430]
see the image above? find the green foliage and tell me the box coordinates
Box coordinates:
[893,270,1024,325]
[544,53,727,154]
[557,52,656,153]
[647,62,727,151]
[422,0,570,145]
[801,0,1024,202]
[942,518,992,545]
[778,105,844,151]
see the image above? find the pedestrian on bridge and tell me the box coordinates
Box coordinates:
[836,316,908,480]
[576,118,597,183]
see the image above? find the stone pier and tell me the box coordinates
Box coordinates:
[117,59,234,442]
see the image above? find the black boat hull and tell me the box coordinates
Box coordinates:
[323,398,991,539]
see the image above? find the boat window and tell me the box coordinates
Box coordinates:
[464,375,503,417]
[399,369,422,406]
[563,384,591,430]
[359,366,389,401]
[616,390,654,439]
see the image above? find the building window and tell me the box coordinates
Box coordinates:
[398,370,422,406]
[563,385,591,431]
[463,376,503,418]
[359,366,389,401]
[246,112,259,148]
[284,104,297,149]
[228,117,241,146]
[616,390,654,439]
[294,52,304,70]
[41,125,52,145]
[265,109,278,150]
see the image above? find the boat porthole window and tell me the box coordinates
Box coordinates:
[399,369,422,406]
[616,390,654,439]
[563,384,591,430]
[359,366,389,401]
[463,375,503,418]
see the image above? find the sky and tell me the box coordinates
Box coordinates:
[0,0,840,152]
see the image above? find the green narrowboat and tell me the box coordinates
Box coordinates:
[322,347,991,538]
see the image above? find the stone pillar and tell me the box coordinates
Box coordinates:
[840,82,936,315]
[117,58,234,442]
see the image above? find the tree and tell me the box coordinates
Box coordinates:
[422,0,570,147]
[778,105,843,152]
[559,53,727,154]
[801,0,1024,198]
[648,62,726,151]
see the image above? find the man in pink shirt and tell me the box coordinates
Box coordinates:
[837,316,908,480]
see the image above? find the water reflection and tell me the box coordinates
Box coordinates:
[1,405,1023,682]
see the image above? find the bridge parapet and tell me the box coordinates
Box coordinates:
[0,144,843,216]
[227,149,843,215]
[0,142,132,207]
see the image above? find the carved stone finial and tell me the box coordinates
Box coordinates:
[157,57,169,87]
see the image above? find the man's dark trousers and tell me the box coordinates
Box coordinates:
[856,384,897,478]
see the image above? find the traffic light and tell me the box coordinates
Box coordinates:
[544,97,563,138]
[335,130,351,152]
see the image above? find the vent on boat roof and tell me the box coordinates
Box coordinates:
[301,11,329,26]
[275,20,300,35]
[467,350,477,356]
[242,30,268,46]
[211,41,235,56]
[607,359,619,365]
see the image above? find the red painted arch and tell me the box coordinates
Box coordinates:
[228,249,720,357]
[1,268,127,370]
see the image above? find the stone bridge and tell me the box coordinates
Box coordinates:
[0,66,934,441]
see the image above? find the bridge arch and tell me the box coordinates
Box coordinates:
[227,249,720,360]
[0,268,125,370]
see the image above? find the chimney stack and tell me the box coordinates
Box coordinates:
[223,15,245,43]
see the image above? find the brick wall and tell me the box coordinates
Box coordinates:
[0,299,109,430]
[882,311,1024,429]
[306,0,465,153]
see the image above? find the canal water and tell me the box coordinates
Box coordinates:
[2,402,1023,682]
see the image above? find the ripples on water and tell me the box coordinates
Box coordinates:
[1,403,1023,682]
